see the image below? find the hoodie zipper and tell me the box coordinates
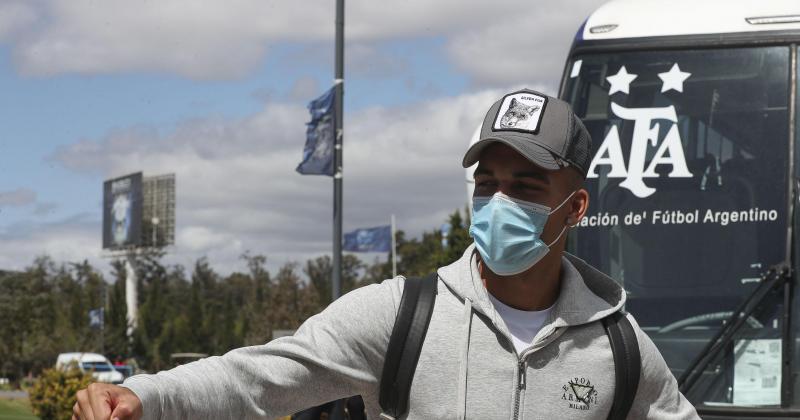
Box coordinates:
[510,327,562,420]
[513,359,526,420]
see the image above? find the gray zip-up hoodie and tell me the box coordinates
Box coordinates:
[123,245,699,419]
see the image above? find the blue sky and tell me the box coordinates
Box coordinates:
[0,37,466,223]
[0,0,603,273]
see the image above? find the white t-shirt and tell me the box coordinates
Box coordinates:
[488,293,554,354]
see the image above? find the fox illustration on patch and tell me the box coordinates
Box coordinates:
[499,98,540,129]
[492,92,547,132]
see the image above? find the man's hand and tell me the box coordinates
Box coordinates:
[72,382,143,420]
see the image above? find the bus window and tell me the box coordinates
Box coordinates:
[563,46,791,406]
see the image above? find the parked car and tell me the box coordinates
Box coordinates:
[55,352,124,384]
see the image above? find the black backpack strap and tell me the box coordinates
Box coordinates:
[379,273,438,420]
[602,311,641,420]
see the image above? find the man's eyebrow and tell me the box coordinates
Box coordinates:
[513,171,550,184]
[473,167,550,184]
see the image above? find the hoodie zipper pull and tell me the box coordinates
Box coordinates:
[518,360,526,390]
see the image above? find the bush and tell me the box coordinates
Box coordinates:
[28,364,94,420]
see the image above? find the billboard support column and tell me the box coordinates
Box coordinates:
[125,253,138,348]
[102,283,108,355]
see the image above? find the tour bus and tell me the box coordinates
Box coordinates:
[560,0,800,417]
[466,0,800,417]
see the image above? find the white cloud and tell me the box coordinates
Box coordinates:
[0,1,39,42]
[0,188,37,207]
[43,89,505,273]
[4,0,605,84]
[0,0,610,273]
[178,225,238,251]
[11,0,308,79]
[0,213,101,271]
[33,202,58,216]
[445,0,605,88]
[0,189,59,219]
[287,77,320,102]
[347,44,410,78]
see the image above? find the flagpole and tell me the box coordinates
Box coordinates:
[391,214,397,278]
[332,0,344,301]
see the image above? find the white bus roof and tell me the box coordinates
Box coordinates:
[583,0,800,41]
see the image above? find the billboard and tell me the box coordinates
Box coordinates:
[103,172,143,249]
[142,174,176,248]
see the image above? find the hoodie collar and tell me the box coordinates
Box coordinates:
[437,244,626,329]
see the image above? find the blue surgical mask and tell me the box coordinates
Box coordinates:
[469,191,575,276]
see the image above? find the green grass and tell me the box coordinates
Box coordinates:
[0,399,37,420]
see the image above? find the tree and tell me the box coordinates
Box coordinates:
[443,208,472,264]
[0,207,471,378]
[241,252,272,345]
[270,263,317,331]
[0,257,59,382]
[303,254,364,308]
[105,262,130,359]
[360,255,393,285]
[187,258,217,355]
[392,208,473,278]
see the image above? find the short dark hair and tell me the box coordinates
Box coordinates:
[566,166,585,191]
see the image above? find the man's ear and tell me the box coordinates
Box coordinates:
[567,188,589,226]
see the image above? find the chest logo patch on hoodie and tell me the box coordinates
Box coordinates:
[562,377,598,411]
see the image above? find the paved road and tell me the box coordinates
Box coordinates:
[0,391,27,399]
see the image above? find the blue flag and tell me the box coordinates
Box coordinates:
[296,87,336,176]
[343,225,392,252]
[89,308,104,329]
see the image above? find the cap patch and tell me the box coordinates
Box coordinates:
[493,92,547,134]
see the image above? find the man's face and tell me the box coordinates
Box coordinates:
[472,143,587,244]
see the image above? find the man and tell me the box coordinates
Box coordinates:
[73,89,699,419]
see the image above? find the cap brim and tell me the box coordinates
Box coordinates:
[461,137,561,170]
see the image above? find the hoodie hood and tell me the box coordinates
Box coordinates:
[437,244,626,330]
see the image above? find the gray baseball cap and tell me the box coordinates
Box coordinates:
[462,89,592,177]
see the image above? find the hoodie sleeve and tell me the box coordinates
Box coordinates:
[626,314,701,420]
[121,278,403,420]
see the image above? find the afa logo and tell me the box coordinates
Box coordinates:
[587,64,694,198]
[562,377,599,411]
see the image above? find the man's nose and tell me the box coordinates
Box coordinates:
[496,183,521,199]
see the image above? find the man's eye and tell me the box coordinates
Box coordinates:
[517,183,542,191]
[474,181,498,193]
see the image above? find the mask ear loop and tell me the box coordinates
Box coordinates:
[545,190,578,247]
[545,224,569,248]
[548,190,577,215]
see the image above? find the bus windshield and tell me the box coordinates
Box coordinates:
[562,46,791,395]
